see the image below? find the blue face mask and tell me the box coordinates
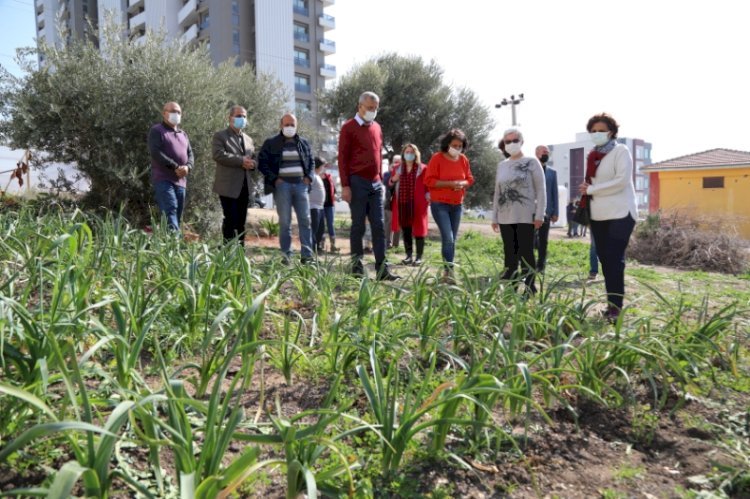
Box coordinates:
[233,116,247,129]
[404,153,416,162]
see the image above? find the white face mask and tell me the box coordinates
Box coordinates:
[590,131,610,146]
[282,126,297,138]
[505,142,522,156]
[363,110,377,122]
[448,147,461,158]
[168,112,181,126]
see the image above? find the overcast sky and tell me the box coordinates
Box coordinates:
[2,0,748,163]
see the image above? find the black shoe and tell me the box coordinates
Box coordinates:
[317,243,325,253]
[351,262,365,278]
[377,266,400,281]
[413,257,423,266]
[301,256,315,265]
[401,256,413,265]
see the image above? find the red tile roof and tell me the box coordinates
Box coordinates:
[643,148,750,171]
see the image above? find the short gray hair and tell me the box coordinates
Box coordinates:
[503,127,523,142]
[359,91,380,104]
[228,105,246,116]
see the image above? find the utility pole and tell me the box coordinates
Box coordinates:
[495,93,525,126]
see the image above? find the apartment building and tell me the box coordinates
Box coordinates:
[34,0,336,122]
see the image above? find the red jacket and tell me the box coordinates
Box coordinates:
[390,163,430,237]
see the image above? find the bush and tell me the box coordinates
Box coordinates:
[629,211,749,274]
[0,19,288,231]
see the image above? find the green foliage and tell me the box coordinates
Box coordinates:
[319,53,498,207]
[0,19,287,230]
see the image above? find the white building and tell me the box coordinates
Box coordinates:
[547,133,652,209]
[34,0,335,122]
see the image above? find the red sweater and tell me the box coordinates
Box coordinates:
[338,118,382,187]
[424,152,474,205]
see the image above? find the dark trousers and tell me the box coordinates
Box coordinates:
[499,223,537,291]
[316,205,336,245]
[402,227,424,258]
[310,208,323,251]
[219,180,249,245]
[590,214,635,310]
[349,175,386,268]
[535,216,551,272]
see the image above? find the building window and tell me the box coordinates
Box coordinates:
[232,13,239,26]
[232,30,240,54]
[199,13,210,30]
[295,74,310,93]
[294,49,309,68]
[231,0,239,14]
[294,22,309,42]
[293,0,309,16]
[703,176,724,188]
[296,99,312,113]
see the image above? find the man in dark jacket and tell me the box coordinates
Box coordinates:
[534,145,559,272]
[212,105,255,245]
[257,113,314,263]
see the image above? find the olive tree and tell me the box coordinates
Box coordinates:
[0,21,287,230]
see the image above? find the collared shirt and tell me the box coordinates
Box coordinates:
[354,113,367,126]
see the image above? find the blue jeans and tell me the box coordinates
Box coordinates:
[274,180,313,259]
[349,175,386,267]
[589,233,599,274]
[153,180,185,232]
[590,214,636,310]
[430,202,462,267]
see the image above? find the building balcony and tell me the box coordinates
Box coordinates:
[318,13,335,31]
[178,0,199,27]
[37,27,46,41]
[197,0,208,13]
[320,63,336,78]
[295,83,311,94]
[293,5,309,16]
[319,38,335,53]
[181,23,199,44]
[35,1,43,15]
[294,57,310,68]
[129,10,146,31]
[294,32,310,43]
[323,0,335,6]
[128,0,144,14]
[36,10,45,26]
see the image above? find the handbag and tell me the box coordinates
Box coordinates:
[573,196,591,226]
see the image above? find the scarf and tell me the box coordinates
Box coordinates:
[580,139,616,208]
[398,164,417,227]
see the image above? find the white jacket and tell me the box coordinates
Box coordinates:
[587,143,637,221]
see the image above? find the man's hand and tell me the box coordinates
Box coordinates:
[534,219,543,230]
[551,216,559,223]
[275,178,284,187]
[242,157,255,170]
[342,186,352,204]
[390,173,400,185]
[175,165,189,178]
[303,177,312,185]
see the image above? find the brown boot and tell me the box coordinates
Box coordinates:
[330,237,339,253]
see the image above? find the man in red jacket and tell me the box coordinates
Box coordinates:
[338,91,399,280]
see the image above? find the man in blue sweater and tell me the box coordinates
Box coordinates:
[534,145,559,272]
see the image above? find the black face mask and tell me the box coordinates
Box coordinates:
[540,154,549,164]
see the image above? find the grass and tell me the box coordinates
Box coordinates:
[0,201,749,497]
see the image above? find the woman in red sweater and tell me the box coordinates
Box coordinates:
[424,129,474,281]
[388,143,429,265]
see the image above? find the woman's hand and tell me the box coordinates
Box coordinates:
[579,182,589,195]
[534,219,543,230]
[491,223,499,233]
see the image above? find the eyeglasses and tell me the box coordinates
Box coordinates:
[505,138,521,144]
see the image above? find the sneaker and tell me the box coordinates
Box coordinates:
[413,257,423,266]
[301,256,315,265]
[317,243,325,253]
[587,272,598,280]
[401,256,413,265]
[440,269,456,285]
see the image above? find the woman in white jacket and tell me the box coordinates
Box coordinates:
[578,113,637,322]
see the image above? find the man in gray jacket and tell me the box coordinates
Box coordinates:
[212,105,255,245]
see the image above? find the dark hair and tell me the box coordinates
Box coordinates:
[314,156,325,168]
[586,113,619,138]
[439,128,468,153]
